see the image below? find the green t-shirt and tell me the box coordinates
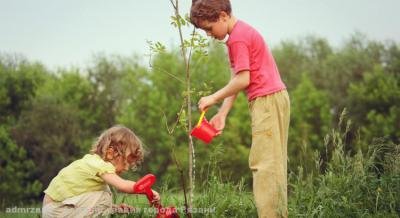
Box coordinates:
[44,154,116,202]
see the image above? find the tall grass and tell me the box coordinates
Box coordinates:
[288,114,400,217]
[113,114,400,217]
[3,116,398,218]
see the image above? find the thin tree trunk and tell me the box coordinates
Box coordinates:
[170,0,195,210]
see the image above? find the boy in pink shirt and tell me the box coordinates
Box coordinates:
[191,0,290,217]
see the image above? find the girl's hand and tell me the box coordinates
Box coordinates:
[209,112,227,135]
[151,190,161,207]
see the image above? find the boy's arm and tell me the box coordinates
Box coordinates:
[219,94,237,116]
[208,94,237,134]
[219,68,240,116]
[198,70,249,111]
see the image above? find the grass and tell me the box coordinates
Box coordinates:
[112,176,257,218]
[2,117,399,218]
[287,119,400,218]
[112,116,400,218]
[0,204,41,218]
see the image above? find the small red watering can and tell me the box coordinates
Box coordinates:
[133,174,180,218]
[190,111,218,144]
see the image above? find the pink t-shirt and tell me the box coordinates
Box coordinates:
[226,20,286,101]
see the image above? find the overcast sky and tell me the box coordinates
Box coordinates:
[1,0,399,70]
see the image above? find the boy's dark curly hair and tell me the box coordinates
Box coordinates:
[190,0,232,28]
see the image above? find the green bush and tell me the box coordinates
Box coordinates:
[0,126,42,208]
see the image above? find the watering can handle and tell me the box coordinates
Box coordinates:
[132,174,159,207]
[197,110,206,127]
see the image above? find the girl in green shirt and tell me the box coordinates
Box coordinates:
[42,125,160,217]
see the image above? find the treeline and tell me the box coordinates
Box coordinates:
[0,34,399,207]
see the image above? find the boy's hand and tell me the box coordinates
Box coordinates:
[209,113,227,135]
[151,190,161,207]
[198,95,217,111]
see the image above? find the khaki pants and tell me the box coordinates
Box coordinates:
[42,191,113,218]
[249,90,290,218]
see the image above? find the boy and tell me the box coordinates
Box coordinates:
[190,0,290,217]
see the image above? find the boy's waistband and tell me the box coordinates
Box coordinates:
[249,89,288,109]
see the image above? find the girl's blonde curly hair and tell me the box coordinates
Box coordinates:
[90,125,144,171]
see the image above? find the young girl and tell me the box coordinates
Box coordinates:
[42,125,160,217]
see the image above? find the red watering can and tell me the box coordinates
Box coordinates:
[133,174,180,218]
[190,111,218,144]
